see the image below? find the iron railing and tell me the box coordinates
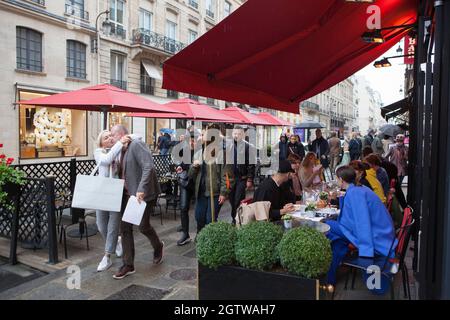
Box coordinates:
[167,90,179,99]
[30,0,45,5]
[65,4,89,20]
[111,79,127,90]
[140,75,155,95]
[189,94,199,101]
[206,97,216,105]
[301,101,320,111]
[132,29,186,55]
[188,0,199,9]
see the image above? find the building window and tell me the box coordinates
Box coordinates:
[139,8,152,32]
[65,0,89,20]
[188,0,198,10]
[67,40,86,79]
[19,91,87,159]
[140,63,155,95]
[16,27,42,72]
[110,0,126,38]
[29,0,45,5]
[224,1,231,17]
[165,20,177,53]
[205,0,214,19]
[167,90,179,99]
[189,94,199,101]
[110,52,127,90]
[188,29,197,45]
[206,97,215,105]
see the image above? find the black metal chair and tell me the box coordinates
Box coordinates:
[343,207,414,300]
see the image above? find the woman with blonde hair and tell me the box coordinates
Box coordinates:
[94,130,131,271]
[299,151,323,189]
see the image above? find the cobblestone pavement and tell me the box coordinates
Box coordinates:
[0,196,417,300]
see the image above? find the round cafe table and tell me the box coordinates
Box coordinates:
[275,218,330,234]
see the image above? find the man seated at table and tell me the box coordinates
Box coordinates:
[253,160,296,221]
[325,165,397,287]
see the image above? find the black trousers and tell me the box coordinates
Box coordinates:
[179,186,193,235]
[229,179,247,221]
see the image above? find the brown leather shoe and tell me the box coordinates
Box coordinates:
[113,265,135,280]
[153,241,164,264]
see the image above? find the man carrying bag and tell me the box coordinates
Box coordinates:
[110,125,164,280]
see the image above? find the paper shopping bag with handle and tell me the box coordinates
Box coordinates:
[71,164,124,212]
[236,201,271,227]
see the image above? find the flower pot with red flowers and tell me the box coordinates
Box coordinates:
[0,144,25,210]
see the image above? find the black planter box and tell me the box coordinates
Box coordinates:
[198,263,328,300]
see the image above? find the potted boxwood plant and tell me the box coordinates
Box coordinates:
[197,221,333,300]
[0,143,25,211]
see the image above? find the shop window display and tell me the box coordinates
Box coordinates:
[19,91,87,159]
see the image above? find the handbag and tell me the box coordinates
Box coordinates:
[71,164,125,212]
[236,201,271,227]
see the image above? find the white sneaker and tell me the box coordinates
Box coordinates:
[97,255,112,272]
[115,237,123,257]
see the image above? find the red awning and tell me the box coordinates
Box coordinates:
[137,98,244,123]
[126,112,190,119]
[257,112,294,127]
[219,107,273,125]
[18,84,176,114]
[163,0,417,113]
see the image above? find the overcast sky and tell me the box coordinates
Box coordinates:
[356,39,407,107]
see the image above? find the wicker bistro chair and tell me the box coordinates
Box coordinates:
[343,207,414,300]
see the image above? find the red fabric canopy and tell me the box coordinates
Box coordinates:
[219,107,273,125]
[126,112,190,119]
[133,98,244,123]
[18,84,176,113]
[163,0,417,113]
[257,112,294,127]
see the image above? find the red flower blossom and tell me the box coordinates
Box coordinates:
[0,143,3,148]
[6,158,14,165]
[0,154,5,159]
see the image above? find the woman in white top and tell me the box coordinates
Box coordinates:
[94,130,131,271]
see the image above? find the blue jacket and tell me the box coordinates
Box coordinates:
[338,184,397,257]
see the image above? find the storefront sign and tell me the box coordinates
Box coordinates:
[404,36,416,65]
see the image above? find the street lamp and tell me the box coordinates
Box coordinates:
[361,23,416,44]
[373,54,414,68]
[92,10,111,53]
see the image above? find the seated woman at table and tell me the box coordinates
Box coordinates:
[253,160,296,221]
[325,166,397,286]
[94,130,131,272]
[299,152,323,190]
[350,160,386,204]
[283,153,303,202]
[349,160,372,190]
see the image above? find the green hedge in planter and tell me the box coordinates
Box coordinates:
[277,227,332,279]
[235,221,283,271]
[196,221,237,269]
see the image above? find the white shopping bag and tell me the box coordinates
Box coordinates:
[71,164,124,212]
[122,196,146,225]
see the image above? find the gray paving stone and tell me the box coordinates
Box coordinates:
[169,268,197,281]
[105,284,171,300]
[147,276,178,290]
[19,282,92,300]
[164,286,197,300]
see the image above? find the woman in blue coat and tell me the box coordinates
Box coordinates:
[326,165,397,286]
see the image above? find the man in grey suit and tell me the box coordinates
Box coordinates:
[110,125,164,280]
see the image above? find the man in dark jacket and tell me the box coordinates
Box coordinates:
[278,134,288,161]
[226,126,256,225]
[309,129,329,168]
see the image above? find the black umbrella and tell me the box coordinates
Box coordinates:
[379,124,403,137]
[294,121,326,129]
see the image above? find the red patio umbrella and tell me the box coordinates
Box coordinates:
[257,112,294,127]
[219,107,272,126]
[18,84,178,129]
[128,99,243,123]
[163,0,417,113]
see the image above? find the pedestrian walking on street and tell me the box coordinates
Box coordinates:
[328,131,341,172]
[385,134,409,185]
[93,130,131,272]
[371,131,385,156]
[110,125,164,280]
[309,129,329,168]
[277,134,289,161]
[287,134,306,161]
[348,132,361,161]
[226,126,255,225]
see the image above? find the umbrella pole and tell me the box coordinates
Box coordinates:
[102,108,108,130]
[209,162,215,223]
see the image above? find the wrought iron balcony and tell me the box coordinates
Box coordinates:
[132,29,186,55]
[300,101,319,111]
[206,98,215,105]
[188,0,199,9]
[110,79,127,90]
[110,23,126,39]
[140,75,155,95]
[65,4,89,20]
[206,9,215,19]
[30,0,45,5]
[189,94,199,101]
